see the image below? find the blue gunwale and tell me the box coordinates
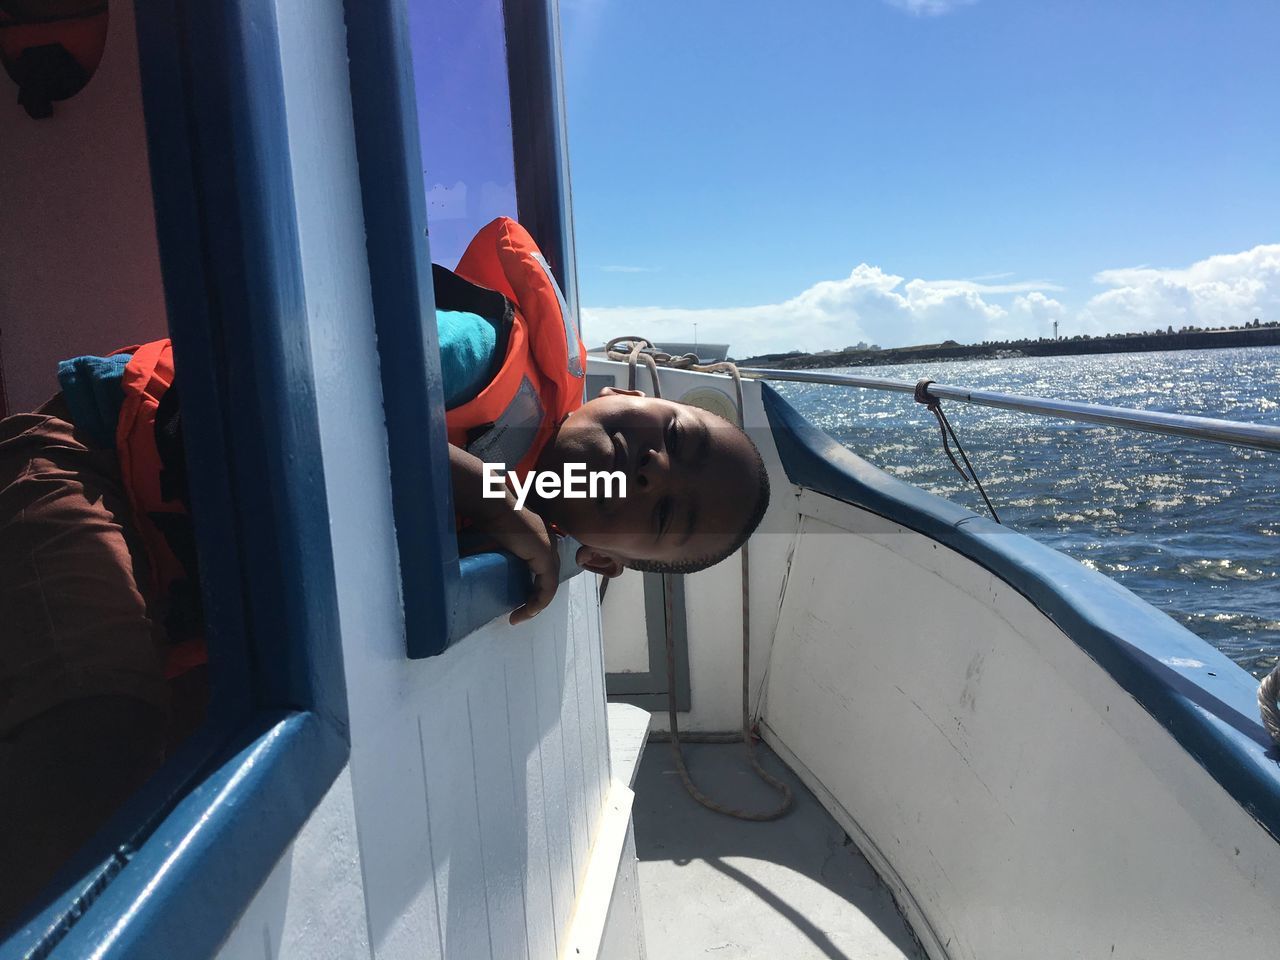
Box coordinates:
[762,384,1280,842]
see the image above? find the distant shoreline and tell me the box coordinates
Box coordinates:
[736,324,1280,370]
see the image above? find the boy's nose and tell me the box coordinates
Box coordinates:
[635,447,669,493]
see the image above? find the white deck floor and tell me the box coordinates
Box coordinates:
[631,739,924,960]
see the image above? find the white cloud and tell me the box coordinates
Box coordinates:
[580,243,1279,358]
[583,263,1023,357]
[911,278,1063,295]
[884,0,976,16]
[996,291,1067,341]
[1012,291,1067,319]
[1078,244,1280,335]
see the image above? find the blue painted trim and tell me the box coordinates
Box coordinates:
[407,0,587,646]
[344,0,460,658]
[161,0,349,732]
[132,0,255,730]
[452,553,533,638]
[448,539,585,643]
[2,0,353,955]
[762,385,1280,840]
[0,724,234,957]
[344,0,586,653]
[49,714,344,960]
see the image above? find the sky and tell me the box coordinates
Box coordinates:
[559,0,1280,358]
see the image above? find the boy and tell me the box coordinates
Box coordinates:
[453,380,770,622]
[0,218,769,918]
[435,218,769,622]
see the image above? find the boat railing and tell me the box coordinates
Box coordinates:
[738,367,1280,454]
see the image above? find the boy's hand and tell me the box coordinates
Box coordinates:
[486,505,561,624]
[449,443,561,623]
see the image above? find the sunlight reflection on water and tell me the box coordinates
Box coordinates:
[777,345,1280,678]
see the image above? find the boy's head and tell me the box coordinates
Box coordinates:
[531,387,770,578]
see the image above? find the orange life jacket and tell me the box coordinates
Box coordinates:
[446,217,586,477]
[114,339,206,680]
[115,218,584,677]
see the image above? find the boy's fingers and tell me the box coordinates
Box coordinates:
[509,548,560,624]
[508,575,553,624]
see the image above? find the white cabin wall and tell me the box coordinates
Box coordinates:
[761,491,1280,960]
[216,769,371,959]
[219,3,612,958]
[0,0,167,412]
[600,569,649,675]
[356,597,608,960]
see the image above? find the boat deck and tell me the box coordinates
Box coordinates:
[632,739,924,960]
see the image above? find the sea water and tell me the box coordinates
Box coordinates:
[776,345,1280,679]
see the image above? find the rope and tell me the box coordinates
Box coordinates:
[914,379,1001,524]
[604,337,792,821]
[1260,664,1280,746]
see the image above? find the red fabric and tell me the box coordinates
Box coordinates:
[115,340,192,679]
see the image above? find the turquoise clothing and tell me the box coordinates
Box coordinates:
[56,353,133,450]
[57,309,497,447]
[436,308,499,408]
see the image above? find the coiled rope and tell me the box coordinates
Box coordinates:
[604,336,792,821]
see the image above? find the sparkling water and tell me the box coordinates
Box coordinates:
[776,345,1280,679]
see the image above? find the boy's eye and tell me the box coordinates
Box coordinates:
[658,498,672,533]
[666,417,679,455]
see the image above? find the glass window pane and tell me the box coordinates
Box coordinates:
[407,0,518,268]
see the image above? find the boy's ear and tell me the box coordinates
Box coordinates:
[576,545,626,579]
[599,386,644,399]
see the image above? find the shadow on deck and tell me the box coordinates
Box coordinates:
[632,740,924,960]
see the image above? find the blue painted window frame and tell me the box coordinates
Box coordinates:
[0,1,566,953]
[347,0,582,657]
[2,1,350,956]
[344,0,461,658]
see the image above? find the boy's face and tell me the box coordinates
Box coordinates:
[534,388,761,576]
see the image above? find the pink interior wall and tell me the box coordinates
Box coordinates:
[0,0,167,414]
